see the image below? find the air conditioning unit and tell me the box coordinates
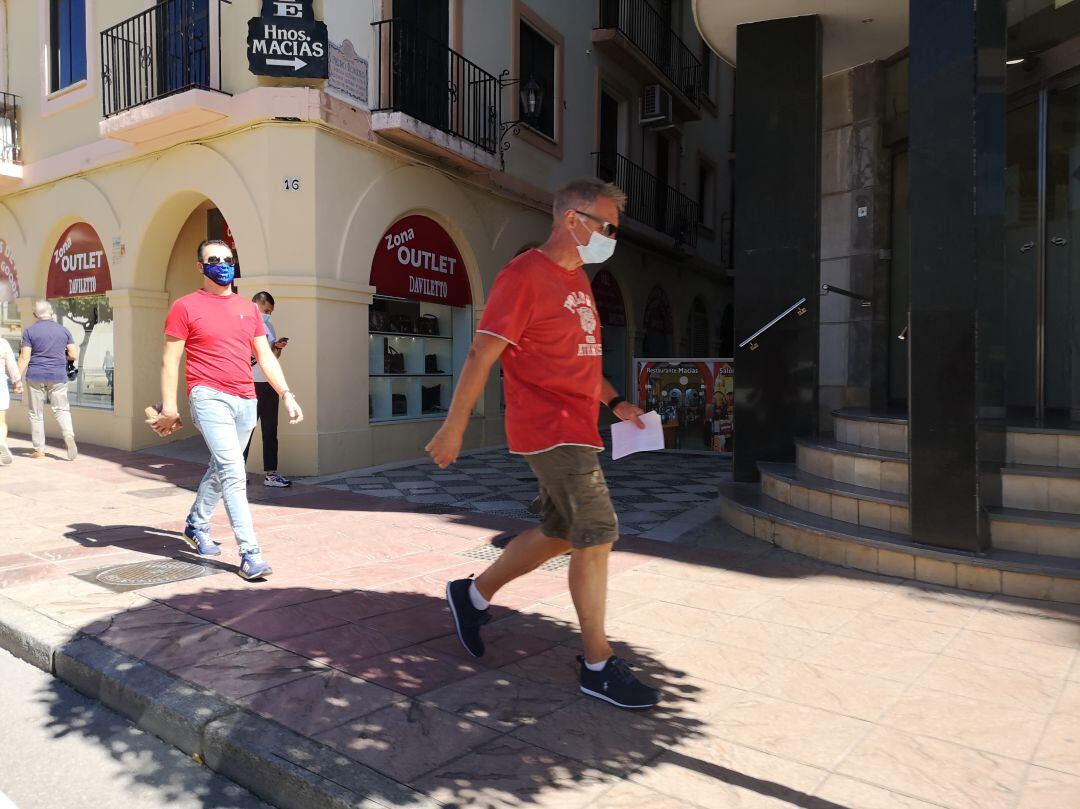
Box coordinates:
[639,85,673,127]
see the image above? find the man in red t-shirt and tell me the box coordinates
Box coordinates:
[427,178,661,709]
[147,239,304,581]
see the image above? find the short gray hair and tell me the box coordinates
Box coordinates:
[33,300,54,320]
[553,178,627,217]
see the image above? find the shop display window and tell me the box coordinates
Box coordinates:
[53,295,114,409]
[368,295,470,423]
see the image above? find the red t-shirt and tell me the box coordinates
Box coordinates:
[478,249,604,454]
[164,290,268,399]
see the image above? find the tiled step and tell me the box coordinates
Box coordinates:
[988,507,1080,559]
[718,482,1080,604]
[795,437,909,495]
[758,462,909,534]
[832,408,908,453]
[1001,465,1080,515]
[1007,425,1080,469]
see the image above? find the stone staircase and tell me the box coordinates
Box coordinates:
[718,409,1080,603]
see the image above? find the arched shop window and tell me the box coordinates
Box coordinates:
[46,223,114,409]
[642,285,673,357]
[0,238,22,391]
[592,268,628,395]
[368,215,473,422]
[690,297,709,356]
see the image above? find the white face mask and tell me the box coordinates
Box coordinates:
[572,217,617,264]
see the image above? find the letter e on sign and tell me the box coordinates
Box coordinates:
[283,176,301,192]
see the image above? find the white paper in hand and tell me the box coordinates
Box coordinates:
[611,411,665,460]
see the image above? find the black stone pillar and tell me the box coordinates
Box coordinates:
[732,17,822,482]
[908,0,1006,551]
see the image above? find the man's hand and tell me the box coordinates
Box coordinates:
[426,425,464,469]
[12,380,23,396]
[283,392,303,424]
[145,406,183,437]
[613,401,646,429]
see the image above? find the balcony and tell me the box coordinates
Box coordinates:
[99,0,231,144]
[593,0,703,118]
[596,152,698,248]
[0,92,23,189]
[371,18,501,172]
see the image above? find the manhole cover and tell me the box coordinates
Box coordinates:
[458,544,570,572]
[73,558,224,593]
[125,488,177,499]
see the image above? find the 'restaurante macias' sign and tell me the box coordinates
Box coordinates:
[47,223,113,298]
[370,215,471,307]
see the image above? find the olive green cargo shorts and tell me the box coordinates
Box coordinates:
[525,446,619,549]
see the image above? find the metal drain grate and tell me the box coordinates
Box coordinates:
[124,487,178,499]
[457,544,571,572]
[73,557,225,593]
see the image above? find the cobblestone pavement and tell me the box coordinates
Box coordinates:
[308,446,731,537]
[3,433,1080,808]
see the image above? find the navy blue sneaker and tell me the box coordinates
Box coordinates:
[239,551,273,581]
[446,578,491,657]
[183,524,220,556]
[578,656,661,710]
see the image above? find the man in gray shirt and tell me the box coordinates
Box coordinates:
[18,301,78,460]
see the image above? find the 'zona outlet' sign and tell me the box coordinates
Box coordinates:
[47,223,113,299]
[247,0,328,79]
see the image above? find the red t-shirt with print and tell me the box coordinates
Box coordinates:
[164,290,268,399]
[477,249,604,454]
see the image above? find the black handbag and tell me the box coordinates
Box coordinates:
[392,393,408,415]
[422,384,441,412]
[369,309,388,332]
[425,354,440,374]
[66,360,78,381]
[418,314,439,336]
[384,342,405,374]
[389,314,415,333]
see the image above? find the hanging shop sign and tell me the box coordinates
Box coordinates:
[371,215,472,307]
[46,223,112,299]
[247,0,329,79]
[0,238,19,303]
[635,359,734,453]
[591,269,626,327]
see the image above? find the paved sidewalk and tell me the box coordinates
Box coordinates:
[2,433,1080,808]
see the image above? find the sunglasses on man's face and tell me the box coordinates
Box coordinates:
[572,209,619,239]
[202,256,234,266]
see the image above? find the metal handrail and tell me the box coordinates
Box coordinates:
[738,297,808,351]
[371,18,501,154]
[821,284,872,307]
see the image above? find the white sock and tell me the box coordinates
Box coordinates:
[468,581,489,610]
[585,658,609,672]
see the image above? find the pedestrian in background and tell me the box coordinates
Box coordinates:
[0,337,23,464]
[18,301,78,460]
[244,291,291,488]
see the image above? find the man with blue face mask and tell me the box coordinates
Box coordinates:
[426,178,662,710]
[147,239,304,580]
[244,290,291,488]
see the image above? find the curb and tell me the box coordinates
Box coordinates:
[0,595,438,809]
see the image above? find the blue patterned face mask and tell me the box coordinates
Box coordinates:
[202,260,236,286]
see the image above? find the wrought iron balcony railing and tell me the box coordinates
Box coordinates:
[0,92,21,165]
[595,151,699,247]
[372,18,501,155]
[597,0,703,102]
[101,0,224,118]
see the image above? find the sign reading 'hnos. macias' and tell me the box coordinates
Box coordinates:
[371,215,472,307]
[247,0,328,78]
[47,223,113,298]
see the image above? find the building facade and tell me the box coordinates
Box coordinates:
[700,0,1080,600]
[0,0,734,475]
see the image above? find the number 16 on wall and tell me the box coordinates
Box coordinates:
[282,176,301,192]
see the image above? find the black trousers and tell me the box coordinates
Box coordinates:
[244,382,279,472]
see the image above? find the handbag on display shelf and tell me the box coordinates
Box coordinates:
[392,393,408,415]
[418,313,440,336]
[425,354,440,374]
[384,342,406,374]
[422,384,442,412]
[369,309,389,332]
[389,314,415,333]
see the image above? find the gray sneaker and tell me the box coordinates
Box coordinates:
[63,434,78,461]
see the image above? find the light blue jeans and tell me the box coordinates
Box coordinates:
[187,385,259,554]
